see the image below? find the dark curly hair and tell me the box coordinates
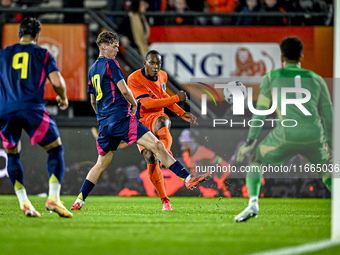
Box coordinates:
[19,17,41,38]
[280,37,304,61]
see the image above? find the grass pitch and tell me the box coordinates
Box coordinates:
[0,196,339,255]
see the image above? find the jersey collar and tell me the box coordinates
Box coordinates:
[141,68,158,81]
[284,64,300,69]
[19,41,35,45]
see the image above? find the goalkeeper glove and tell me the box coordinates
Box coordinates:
[236,138,257,163]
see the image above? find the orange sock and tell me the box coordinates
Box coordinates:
[157,126,173,152]
[147,163,168,200]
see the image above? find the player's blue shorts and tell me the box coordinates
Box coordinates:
[0,108,60,149]
[96,115,149,155]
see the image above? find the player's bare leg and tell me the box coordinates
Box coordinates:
[71,152,113,210]
[86,152,113,183]
[137,132,211,190]
[138,132,175,168]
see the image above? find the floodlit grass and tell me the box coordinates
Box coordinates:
[0,196,338,255]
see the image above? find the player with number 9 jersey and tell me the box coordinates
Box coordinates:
[0,40,58,115]
[0,17,72,218]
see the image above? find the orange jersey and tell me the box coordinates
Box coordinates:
[128,68,185,119]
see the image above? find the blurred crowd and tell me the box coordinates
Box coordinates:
[1,0,334,26]
[1,0,334,58]
[1,0,84,23]
[109,0,333,55]
[109,0,333,26]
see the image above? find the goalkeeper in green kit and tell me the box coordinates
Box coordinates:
[234,36,333,222]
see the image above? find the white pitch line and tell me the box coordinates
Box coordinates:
[248,239,340,255]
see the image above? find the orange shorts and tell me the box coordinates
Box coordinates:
[137,112,170,153]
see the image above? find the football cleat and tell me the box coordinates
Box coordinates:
[45,199,73,218]
[185,172,212,190]
[70,198,84,210]
[70,202,83,211]
[234,203,259,223]
[21,201,41,217]
[162,198,172,211]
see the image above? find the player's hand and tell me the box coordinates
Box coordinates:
[56,95,69,110]
[181,112,198,125]
[131,104,137,115]
[177,91,187,102]
[236,138,257,162]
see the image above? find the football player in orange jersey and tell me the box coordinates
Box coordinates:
[128,50,202,210]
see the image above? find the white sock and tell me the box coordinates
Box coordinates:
[48,182,61,200]
[15,188,29,204]
[249,196,258,205]
[75,197,84,205]
[184,174,193,183]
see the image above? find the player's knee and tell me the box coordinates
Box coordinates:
[47,145,64,159]
[95,154,112,171]
[155,117,170,132]
[157,116,168,126]
[142,149,157,164]
[97,159,110,170]
[5,147,20,154]
[154,140,166,153]
[49,144,64,153]
[43,138,62,152]
[148,139,162,153]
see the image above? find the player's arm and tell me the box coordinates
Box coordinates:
[117,79,137,114]
[162,91,198,124]
[139,90,186,109]
[180,112,198,125]
[107,61,137,114]
[87,78,97,114]
[162,90,186,115]
[159,74,186,115]
[319,78,333,147]
[48,70,68,110]
[162,86,198,125]
[90,93,96,113]
[128,76,186,109]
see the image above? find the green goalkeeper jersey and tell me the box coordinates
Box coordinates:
[248,64,332,146]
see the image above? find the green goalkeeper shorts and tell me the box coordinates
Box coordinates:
[255,130,328,166]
